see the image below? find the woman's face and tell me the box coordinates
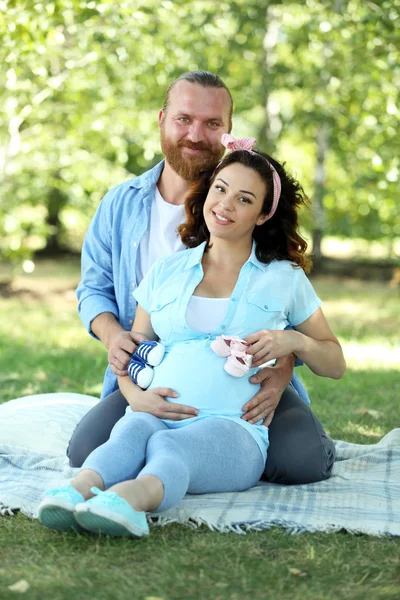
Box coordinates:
[203,162,268,243]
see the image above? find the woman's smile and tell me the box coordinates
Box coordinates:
[212,210,234,225]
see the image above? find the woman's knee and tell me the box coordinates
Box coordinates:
[110,411,164,441]
[146,429,182,457]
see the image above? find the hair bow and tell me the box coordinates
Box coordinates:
[219,134,281,221]
[221,134,257,152]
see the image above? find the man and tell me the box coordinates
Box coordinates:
[68,71,335,484]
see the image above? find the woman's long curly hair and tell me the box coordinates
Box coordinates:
[178,149,312,272]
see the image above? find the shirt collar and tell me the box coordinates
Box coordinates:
[183,241,207,270]
[248,240,268,271]
[129,160,165,190]
[183,240,267,272]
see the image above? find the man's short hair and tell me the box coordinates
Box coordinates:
[162,70,233,123]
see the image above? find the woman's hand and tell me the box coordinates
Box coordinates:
[129,387,199,421]
[245,329,299,368]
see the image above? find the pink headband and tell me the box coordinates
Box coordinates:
[220,133,281,220]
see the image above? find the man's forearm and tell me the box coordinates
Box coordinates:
[91,312,125,350]
[273,354,295,385]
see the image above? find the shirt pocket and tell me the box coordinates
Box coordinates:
[149,288,179,342]
[246,294,287,332]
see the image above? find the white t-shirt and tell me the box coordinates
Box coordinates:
[185,296,229,333]
[136,186,186,284]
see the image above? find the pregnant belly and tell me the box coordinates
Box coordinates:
[148,341,260,417]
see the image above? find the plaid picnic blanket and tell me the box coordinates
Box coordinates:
[1,393,399,536]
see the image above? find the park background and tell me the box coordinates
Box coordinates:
[0,1,399,599]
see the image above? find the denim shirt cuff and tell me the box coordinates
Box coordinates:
[79,296,119,339]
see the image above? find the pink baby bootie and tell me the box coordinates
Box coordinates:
[210,335,248,357]
[224,349,253,378]
[211,335,252,378]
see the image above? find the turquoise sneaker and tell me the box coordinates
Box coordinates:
[38,485,84,532]
[74,487,149,538]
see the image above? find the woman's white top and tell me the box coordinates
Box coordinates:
[185,296,230,333]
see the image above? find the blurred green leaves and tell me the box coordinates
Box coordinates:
[0,0,398,260]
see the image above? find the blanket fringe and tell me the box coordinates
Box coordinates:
[149,514,397,537]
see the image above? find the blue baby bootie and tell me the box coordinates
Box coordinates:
[127,341,165,389]
[133,341,165,367]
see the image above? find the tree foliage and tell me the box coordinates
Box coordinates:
[0,0,398,261]
[265,0,400,250]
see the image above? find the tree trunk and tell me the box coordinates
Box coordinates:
[312,122,330,269]
[258,5,280,153]
[312,0,342,270]
[36,175,68,256]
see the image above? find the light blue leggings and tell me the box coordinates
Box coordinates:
[81,411,265,512]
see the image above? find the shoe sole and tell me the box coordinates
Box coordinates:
[224,365,249,377]
[75,506,149,538]
[210,340,230,357]
[38,498,81,532]
[146,344,165,367]
[137,367,154,389]
[128,362,154,389]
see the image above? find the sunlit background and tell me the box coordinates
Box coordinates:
[1,0,398,262]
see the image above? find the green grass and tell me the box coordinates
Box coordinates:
[0,259,399,600]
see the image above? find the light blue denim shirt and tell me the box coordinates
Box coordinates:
[76,161,165,398]
[76,161,311,403]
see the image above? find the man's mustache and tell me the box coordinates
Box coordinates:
[178,141,211,152]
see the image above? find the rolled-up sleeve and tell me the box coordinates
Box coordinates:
[76,189,119,338]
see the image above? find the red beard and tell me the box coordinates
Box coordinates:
[160,128,224,181]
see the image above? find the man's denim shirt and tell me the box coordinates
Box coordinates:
[76,161,309,404]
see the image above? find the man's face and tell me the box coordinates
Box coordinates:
[159,81,232,181]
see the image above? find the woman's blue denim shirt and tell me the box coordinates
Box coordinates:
[135,241,321,353]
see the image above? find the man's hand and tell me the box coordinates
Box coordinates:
[130,387,199,421]
[241,355,295,426]
[108,330,148,376]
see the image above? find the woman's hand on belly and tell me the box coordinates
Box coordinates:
[131,387,199,421]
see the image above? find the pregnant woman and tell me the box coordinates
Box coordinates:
[38,135,346,537]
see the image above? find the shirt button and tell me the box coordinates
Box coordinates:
[128,319,133,325]
[157,304,161,309]
[232,297,236,302]
[221,325,226,330]
[133,242,137,247]
[131,282,135,287]
[264,305,268,309]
